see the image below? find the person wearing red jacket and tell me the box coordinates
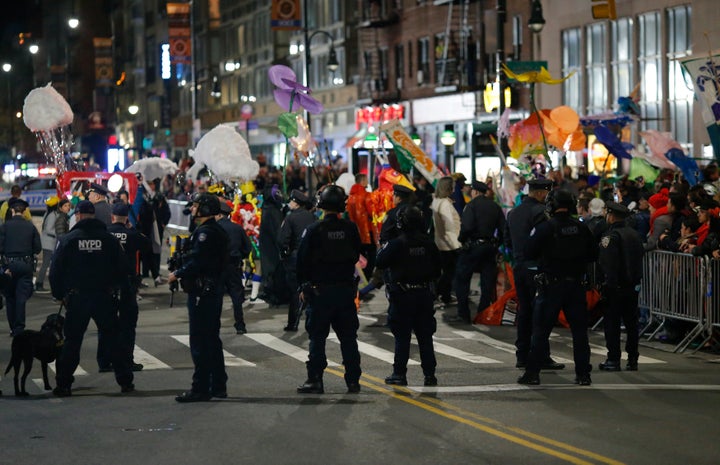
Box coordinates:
[346,173,376,281]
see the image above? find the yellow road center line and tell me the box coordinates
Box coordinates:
[331,370,625,465]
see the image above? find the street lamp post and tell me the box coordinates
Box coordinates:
[2,63,14,157]
[301,3,339,194]
[440,125,457,173]
[496,0,507,154]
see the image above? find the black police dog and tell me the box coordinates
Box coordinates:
[4,313,65,396]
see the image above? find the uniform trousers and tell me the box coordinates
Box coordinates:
[603,287,640,363]
[387,287,437,376]
[97,282,139,368]
[453,242,497,320]
[526,278,591,377]
[187,289,227,394]
[304,285,361,385]
[56,290,133,388]
[4,261,34,336]
[224,262,245,330]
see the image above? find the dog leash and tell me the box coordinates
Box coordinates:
[57,301,65,316]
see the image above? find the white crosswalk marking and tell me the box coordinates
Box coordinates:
[245,333,340,367]
[48,361,88,376]
[171,335,256,367]
[381,332,502,364]
[454,330,574,365]
[133,345,172,370]
[328,333,420,365]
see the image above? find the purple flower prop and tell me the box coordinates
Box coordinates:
[268,65,323,114]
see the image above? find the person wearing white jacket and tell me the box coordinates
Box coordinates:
[430,177,461,305]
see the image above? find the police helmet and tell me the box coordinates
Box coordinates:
[545,189,577,216]
[194,193,221,217]
[396,205,424,233]
[316,184,347,212]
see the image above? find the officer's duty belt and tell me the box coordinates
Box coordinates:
[6,256,33,264]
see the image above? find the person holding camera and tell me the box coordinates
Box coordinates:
[168,194,230,402]
[295,185,362,394]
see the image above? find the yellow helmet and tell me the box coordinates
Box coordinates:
[45,195,60,207]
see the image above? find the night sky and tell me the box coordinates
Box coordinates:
[0,2,42,58]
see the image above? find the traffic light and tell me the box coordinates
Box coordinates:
[591,0,617,20]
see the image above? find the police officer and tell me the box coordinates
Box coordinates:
[446,181,505,324]
[296,185,362,394]
[376,206,441,386]
[168,194,229,402]
[380,184,415,244]
[87,182,113,226]
[216,200,252,335]
[97,202,149,372]
[504,179,564,370]
[279,189,315,331]
[517,190,596,386]
[0,198,41,336]
[597,202,644,371]
[49,200,133,396]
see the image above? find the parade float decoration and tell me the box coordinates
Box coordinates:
[268,65,324,192]
[681,48,720,164]
[186,124,259,185]
[379,119,444,187]
[126,157,179,182]
[22,83,74,176]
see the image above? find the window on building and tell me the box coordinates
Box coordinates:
[407,41,413,78]
[611,17,634,105]
[395,43,404,89]
[667,4,693,147]
[562,28,582,110]
[585,23,607,115]
[638,11,662,131]
[379,47,389,91]
[418,37,430,85]
[512,15,522,61]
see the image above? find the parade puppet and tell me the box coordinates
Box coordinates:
[22,83,74,176]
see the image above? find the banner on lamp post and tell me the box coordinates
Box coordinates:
[270,0,301,30]
[680,52,720,162]
[167,3,192,65]
[93,38,113,87]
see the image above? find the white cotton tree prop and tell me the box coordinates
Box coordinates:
[186,124,259,184]
[23,83,74,175]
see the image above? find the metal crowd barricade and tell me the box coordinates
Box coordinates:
[638,250,711,353]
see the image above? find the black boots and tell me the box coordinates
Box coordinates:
[599,360,622,371]
[297,378,324,394]
[384,373,408,386]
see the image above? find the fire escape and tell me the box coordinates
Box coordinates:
[433,0,477,91]
[357,0,400,103]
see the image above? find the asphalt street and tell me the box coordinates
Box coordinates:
[1,269,719,465]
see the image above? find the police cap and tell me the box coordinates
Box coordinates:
[7,197,29,211]
[470,181,488,193]
[88,182,108,197]
[112,202,130,216]
[219,200,233,214]
[527,179,553,191]
[289,189,310,206]
[392,184,414,196]
[605,201,630,217]
[75,200,95,215]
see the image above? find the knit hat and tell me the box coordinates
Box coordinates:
[648,188,669,209]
